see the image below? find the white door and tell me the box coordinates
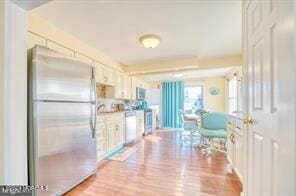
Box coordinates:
[244,0,295,195]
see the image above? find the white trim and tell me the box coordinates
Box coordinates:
[3,0,12,183]
[1,1,28,184]
[234,168,243,185]
[227,155,243,191]
[226,155,233,166]
[242,1,249,195]
[0,0,5,184]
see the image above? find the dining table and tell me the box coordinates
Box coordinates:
[184,113,201,124]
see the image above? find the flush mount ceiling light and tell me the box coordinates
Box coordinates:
[139,34,161,49]
[174,73,183,78]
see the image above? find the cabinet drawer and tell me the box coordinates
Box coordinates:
[96,116,105,124]
[227,116,243,135]
[96,122,105,129]
[234,126,243,136]
[96,129,104,138]
[106,113,125,123]
[235,120,243,129]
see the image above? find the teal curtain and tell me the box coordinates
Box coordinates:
[162,81,184,128]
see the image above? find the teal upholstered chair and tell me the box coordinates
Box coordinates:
[198,112,227,155]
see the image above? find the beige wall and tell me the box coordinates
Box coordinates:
[148,76,227,113]
[147,76,226,128]
[186,77,226,112]
[28,13,123,71]
[204,77,226,112]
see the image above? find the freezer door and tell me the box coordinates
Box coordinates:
[30,46,95,102]
[30,101,97,196]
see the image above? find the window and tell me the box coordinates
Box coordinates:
[228,76,238,114]
[184,85,203,113]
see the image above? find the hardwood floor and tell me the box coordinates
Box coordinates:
[66,130,242,196]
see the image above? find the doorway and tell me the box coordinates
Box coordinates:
[184,85,204,114]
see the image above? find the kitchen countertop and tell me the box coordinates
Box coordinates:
[97,109,145,115]
[98,111,125,115]
[227,113,243,120]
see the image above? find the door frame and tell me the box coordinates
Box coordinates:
[242,0,249,193]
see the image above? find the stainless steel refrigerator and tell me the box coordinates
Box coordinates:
[28,46,97,195]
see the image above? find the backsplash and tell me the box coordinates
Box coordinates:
[96,85,145,112]
[96,85,107,98]
[96,85,126,112]
[97,98,126,112]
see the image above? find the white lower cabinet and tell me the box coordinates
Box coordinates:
[96,116,107,161]
[96,112,125,162]
[136,110,145,137]
[227,116,244,183]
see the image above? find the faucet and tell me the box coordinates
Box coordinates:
[97,104,105,112]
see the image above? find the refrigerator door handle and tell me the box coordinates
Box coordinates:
[92,103,96,139]
[91,67,97,139]
[90,103,96,139]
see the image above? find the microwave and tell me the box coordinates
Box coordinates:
[136,87,146,100]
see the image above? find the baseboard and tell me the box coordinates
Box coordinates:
[226,155,233,166]
[234,168,243,185]
[97,145,124,165]
[226,155,243,194]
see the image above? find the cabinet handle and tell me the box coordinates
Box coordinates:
[243,117,255,125]
[231,134,235,143]
[229,134,234,141]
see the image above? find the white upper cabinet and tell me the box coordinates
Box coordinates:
[74,53,93,65]
[103,66,114,85]
[133,77,149,90]
[95,62,104,83]
[114,72,131,99]
[126,76,132,100]
[130,77,150,100]
[47,41,74,57]
[131,77,137,100]
[28,30,148,101]
[95,62,114,86]
[114,72,125,99]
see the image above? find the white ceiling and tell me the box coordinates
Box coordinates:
[137,67,235,82]
[31,0,242,65]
